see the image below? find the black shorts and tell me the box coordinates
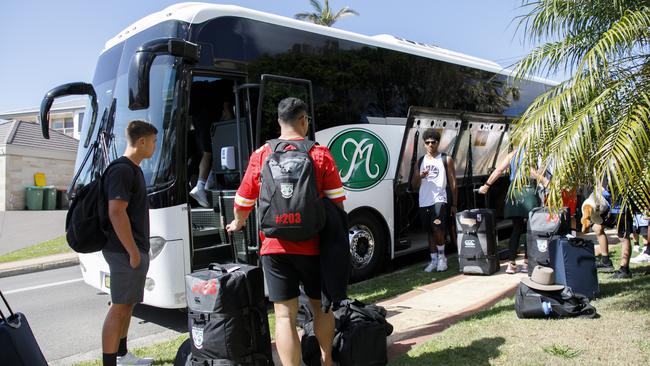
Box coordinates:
[602,211,634,238]
[103,250,150,305]
[420,202,449,234]
[192,116,213,153]
[261,254,321,302]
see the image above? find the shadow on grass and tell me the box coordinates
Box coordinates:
[461,302,514,322]
[349,255,461,304]
[596,270,650,311]
[394,337,505,366]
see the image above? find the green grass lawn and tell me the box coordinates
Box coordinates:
[0,235,70,263]
[74,245,650,366]
[390,246,650,366]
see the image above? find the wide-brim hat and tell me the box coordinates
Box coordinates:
[521,265,564,291]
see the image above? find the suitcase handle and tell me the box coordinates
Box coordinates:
[208,263,241,273]
[0,290,21,328]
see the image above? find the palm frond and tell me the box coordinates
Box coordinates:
[309,0,323,14]
[334,6,360,20]
[575,7,650,81]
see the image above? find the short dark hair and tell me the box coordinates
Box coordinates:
[422,128,441,142]
[126,120,158,145]
[277,97,308,123]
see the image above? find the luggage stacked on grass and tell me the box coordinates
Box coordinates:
[514,281,597,319]
[0,290,48,366]
[455,209,499,275]
[548,237,599,299]
[527,207,571,271]
[184,263,273,365]
[301,299,394,366]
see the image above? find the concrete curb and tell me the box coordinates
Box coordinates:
[0,255,79,278]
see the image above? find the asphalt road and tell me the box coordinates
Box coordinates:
[0,265,187,363]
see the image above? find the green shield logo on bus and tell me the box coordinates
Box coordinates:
[328,129,389,191]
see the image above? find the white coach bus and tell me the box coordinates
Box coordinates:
[39,3,553,308]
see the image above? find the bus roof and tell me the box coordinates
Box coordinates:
[104,2,557,86]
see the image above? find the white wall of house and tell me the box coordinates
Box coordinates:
[0,152,6,210]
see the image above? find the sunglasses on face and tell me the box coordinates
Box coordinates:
[424,140,439,145]
[303,115,312,123]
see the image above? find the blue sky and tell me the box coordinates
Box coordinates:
[0,0,544,112]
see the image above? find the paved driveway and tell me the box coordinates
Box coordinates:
[0,210,66,255]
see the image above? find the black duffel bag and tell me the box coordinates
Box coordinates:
[301,299,393,366]
[185,263,272,365]
[514,282,597,319]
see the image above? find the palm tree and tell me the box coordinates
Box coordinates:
[510,0,650,213]
[295,0,359,27]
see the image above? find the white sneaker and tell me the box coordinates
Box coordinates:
[436,255,448,272]
[190,186,209,207]
[630,252,650,264]
[424,254,438,272]
[117,352,153,365]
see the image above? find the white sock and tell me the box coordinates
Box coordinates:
[437,245,445,255]
[196,179,206,190]
[430,252,438,261]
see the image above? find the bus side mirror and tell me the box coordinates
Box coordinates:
[128,38,199,110]
[40,82,97,139]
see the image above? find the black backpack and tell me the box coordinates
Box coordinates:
[301,299,394,366]
[258,139,325,242]
[65,160,135,253]
[514,282,597,319]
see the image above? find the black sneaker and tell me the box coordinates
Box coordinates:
[611,268,632,279]
[595,258,615,273]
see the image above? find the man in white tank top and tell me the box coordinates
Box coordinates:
[411,129,457,272]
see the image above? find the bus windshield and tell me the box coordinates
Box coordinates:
[74,48,179,190]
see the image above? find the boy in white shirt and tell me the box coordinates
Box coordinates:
[411,129,457,272]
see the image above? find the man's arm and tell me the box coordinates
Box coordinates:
[108,199,140,268]
[447,156,458,212]
[226,207,252,233]
[411,163,422,189]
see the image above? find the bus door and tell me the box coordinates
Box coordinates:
[186,74,256,269]
[393,107,462,254]
[255,74,316,145]
[454,113,510,213]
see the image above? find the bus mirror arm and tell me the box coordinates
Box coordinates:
[39,82,98,139]
[128,38,199,110]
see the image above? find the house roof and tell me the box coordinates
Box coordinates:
[0,120,77,152]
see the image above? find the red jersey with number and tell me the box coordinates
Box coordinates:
[234,138,346,255]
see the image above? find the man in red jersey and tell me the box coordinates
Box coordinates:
[226,97,345,366]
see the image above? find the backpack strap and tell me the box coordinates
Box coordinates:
[268,139,316,154]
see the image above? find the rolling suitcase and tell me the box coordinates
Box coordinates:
[527,207,570,271]
[185,263,273,365]
[456,209,499,275]
[0,290,48,366]
[549,237,599,299]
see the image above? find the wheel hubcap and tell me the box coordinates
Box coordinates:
[349,224,375,269]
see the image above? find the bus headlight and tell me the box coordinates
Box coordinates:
[149,237,167,260]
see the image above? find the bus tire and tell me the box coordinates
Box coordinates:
[348,213,386,282]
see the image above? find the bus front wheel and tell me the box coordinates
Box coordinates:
[348,214,386,281]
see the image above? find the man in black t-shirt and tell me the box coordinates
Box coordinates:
[101,120,157,366]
